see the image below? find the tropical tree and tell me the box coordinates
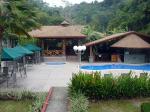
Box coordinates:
[107,0,150,34]
[0,0,40,46]
[61,0,150,34]
[82,25,105,43]
[30,0,64,25]
[0,0,42,64]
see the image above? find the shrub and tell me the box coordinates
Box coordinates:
[69,72,150,100]
[0,90,35,100]
[70,92,89,112]
[0,90,47,112]
[141,102,150,112]
[28,92,47,112]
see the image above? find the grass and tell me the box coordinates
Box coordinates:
[0,100,33,112]
[89,98,150,112]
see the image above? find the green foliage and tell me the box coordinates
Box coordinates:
[0,0,40,37]
[70,92,89,112]
[0,90,36,100]
[107,28,127,35]
[0,100,32,112]
[38,14,64,25]
[28,93,47,112]
[62,0,125,32]
[18,36,38,45]
[107,0,150,34]
[141,102,150,112]
[31,0,64,25]
[62,0,150,34]
[0,90,47,112]
[81,26,104,43]
[0,0,64,41]
[69,72,150,100]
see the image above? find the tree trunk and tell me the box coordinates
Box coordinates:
[0,26,4,66]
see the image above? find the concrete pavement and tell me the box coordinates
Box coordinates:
[3,62,80,91]
[46,87,68,112]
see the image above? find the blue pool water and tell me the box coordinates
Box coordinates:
[46,62,66,65]
[80,64,150,71]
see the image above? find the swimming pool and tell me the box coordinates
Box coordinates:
[46,62,66,65]
[80,64,150,71]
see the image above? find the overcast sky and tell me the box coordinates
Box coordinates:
[43,0,103,7]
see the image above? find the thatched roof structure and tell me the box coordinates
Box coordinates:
[85,31,150,47]
[29,25,86,39]
[111,34,150,49]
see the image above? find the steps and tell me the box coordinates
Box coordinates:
[66,56,78,62]
[43,56,66,62]
[43,56,78,62]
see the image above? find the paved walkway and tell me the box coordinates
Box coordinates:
[0,62,81,91]
[46,87,68,112]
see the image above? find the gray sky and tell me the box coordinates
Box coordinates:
[43,0,103,7]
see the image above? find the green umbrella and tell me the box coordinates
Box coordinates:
[14,45,33,55]
[24,44,42,52]
[1,48,24,61]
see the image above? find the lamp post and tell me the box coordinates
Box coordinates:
[73,45,86,68]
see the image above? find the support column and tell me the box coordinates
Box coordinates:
[62,39,66,56]
[46,39,48,51]
[77,39,81,45]
[41,39,44,50]
[89,46,94,63]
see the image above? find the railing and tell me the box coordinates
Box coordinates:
[43,50,64,56]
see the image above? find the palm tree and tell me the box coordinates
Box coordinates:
[0,0,40,44]
[0,0,41,63]
[0,0,40,36]
[0,0,7,53]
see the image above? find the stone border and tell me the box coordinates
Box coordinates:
[41,87,54,112]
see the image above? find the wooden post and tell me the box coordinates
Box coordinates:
[62,39,66,56]
[41,39,44,50]
[77,39,81,45]
[46,39,49,51]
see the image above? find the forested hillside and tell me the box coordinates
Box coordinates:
[29,0,64,25]
[0,0,149,42]
[61,0,150,34]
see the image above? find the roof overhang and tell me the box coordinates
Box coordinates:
[34,36,86,39]
[111,34,150,49]
[85,31,150,47]
[29,25,86,39]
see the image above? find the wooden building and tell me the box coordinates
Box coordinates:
[85,31,150,64]
[29,21,86,61]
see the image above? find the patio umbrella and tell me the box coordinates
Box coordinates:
[24,44,42,52]
[1,48,24,61]
[14,45,34,75]
[1,48,24,84]
[24,44,42,64]
[14,45,33,55]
